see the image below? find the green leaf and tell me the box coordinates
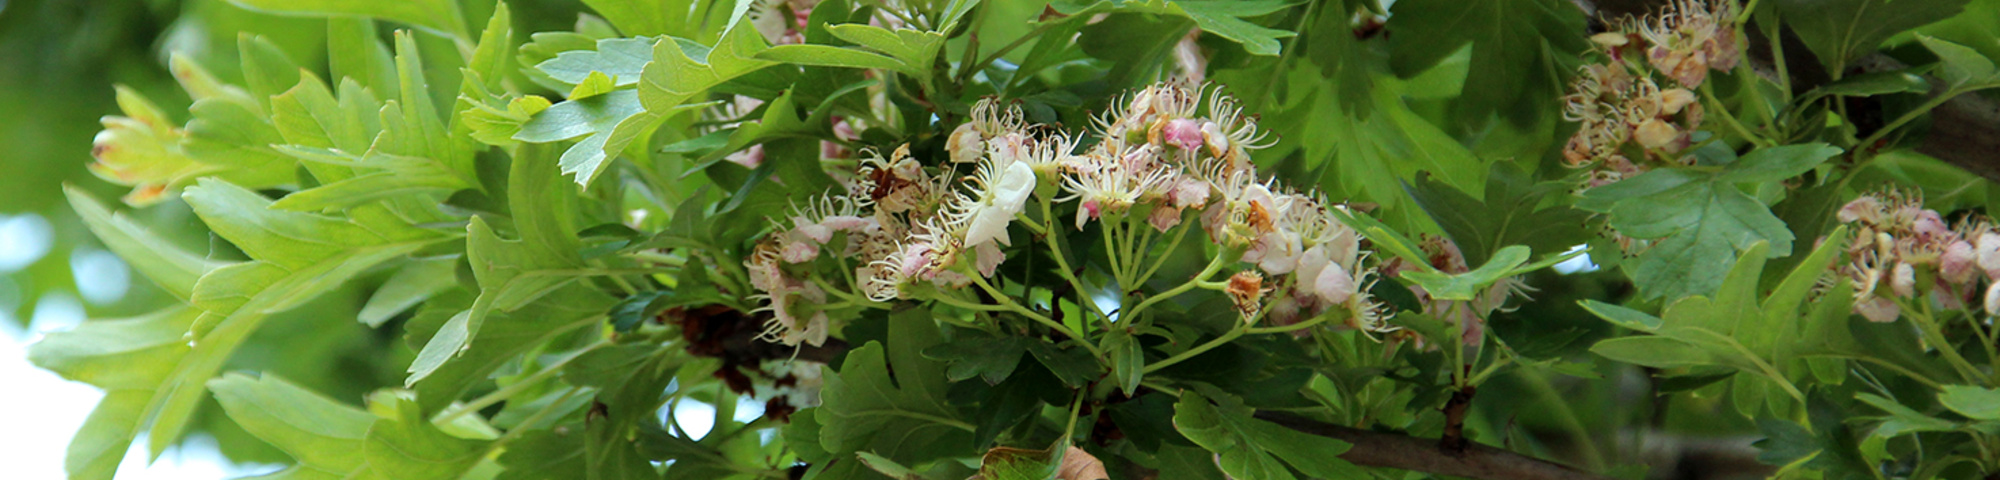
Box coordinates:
[65,187,222,301]
[1719,144,1848,184]
[1940,385,2000,421]
[1579,300,1664,333]
[1106,329,1145,396]
[226,0,466,37]
[1407,163,1589,266]
[921,332,1026,385]
[1582,144,1842,299]
[1053,0,1299,56]
[1918,34,2000,89]
[358,257,461,328]
[1387,0,1587,123]
[514,89,648,185]
[1773,0,1968,71]
[818,308,975,466]
[140,178,436,458]
[363,395,490,480]
[1812,70,1932,98]
[1856,393,1958,437]
[1589,336,1717,368]
[1171,391,1358,480]
[537,36,655,87]
[30,307,200,480]
[759,44,910,71]
[1398,245,1530,301]
[209,373,376,478]
[580,0,707,37]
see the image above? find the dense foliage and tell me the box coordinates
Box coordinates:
[21,0,2000,479]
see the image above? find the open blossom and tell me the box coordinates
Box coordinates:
[745,82,1397,345]
[1830,189,2000,322]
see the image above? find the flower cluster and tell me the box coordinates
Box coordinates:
[742,83,1397,345]
[1561,0,1741,189]
[1832,190,2000,322]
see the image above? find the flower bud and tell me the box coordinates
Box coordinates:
[1838,196,1881,223]
[1658,88,1696,115]
[1163,118,1204,151]
[1943,240,1976,284]
[1890,262,1916,298]
[1635,118,1678,149]
[1315,262,1357,305]
[946,122,983,164]
[1978,232,2000,280]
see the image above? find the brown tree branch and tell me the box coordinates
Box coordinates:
[1255,412,1620,480]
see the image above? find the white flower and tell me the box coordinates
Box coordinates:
[959,157,1036,248]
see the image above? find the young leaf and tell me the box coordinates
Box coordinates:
[227,0,467,38]
[1171,391,1360,480]
[817,307,975,466]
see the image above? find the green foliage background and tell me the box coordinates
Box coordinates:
[6,0,2000,479]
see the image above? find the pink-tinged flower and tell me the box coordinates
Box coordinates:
[1255,231,1304,275]
[1148,206,1182,232]
[1856,296,1901,323]
[1838,196,1882,223]
[974,241,1005,278]
[897,243,935,279]
[1891,262,1917,297]
[821,215,878,234]
[1914,210,1951,240]
[1199,121,1231,159]
[1077,198,1104,229]
[1978,232,2000,280]
[1170,177,1210,208]
[947,122,984,164]
[1163,118,1204,151]
[987,132,1031,166]
[1315,262,1357,305]
[793,216,834,243]
[1943,240,1976,284]
[781,238,819,263]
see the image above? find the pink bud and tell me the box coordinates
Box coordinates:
[1856,296,1901,323]
[1076,198,1103,229]
[975,242,1005,278]
[1163,118,1204,151]
[821,215,877,234]
[898,243,933,278]
[1914,210,1951,240]
[1148,206,1182,232]
[1891,263,1916,297]
[1837,196,1880,223]
[1944,241,1977,284]
[946,123,982,164]
[1979,232,2000,280]
[1171,177,1210,208]
[1315,262,1356,304]
[781,239,819,264]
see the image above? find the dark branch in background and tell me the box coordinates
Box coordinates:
[1577,0,2000,183]
[1256,412,1619,480]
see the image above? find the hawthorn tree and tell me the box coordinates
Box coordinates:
[29,0,2000,479]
